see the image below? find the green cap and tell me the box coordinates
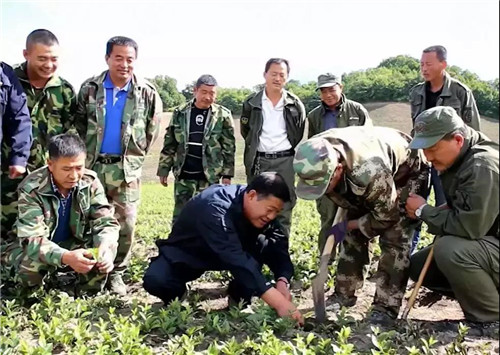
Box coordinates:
[293,137,338,200]
[410,106,465,149]
[316,73,341,91]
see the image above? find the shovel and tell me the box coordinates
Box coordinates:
[312,207,346,322]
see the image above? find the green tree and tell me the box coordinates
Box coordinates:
[148,75,185,111]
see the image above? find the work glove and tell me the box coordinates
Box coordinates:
[327,220,348,244]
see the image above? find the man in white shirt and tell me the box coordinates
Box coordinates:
[240,58,306,236]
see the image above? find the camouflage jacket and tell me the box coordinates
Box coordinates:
[420,127,499,239]
[75,71,163,183]
[240,89,306,176]
[157,99,235,183]
[314,126,429,238]
[409,71,481,131]
[9,62,76,171]
[12,167,119,267]
[307,94,372,138]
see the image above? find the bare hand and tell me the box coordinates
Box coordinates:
[9,165,26,179]
[277,301,304,325]
[221,178,231,185]
[159,176,168,187]
[62,249,96,274]
[276,280,292,301]
[96,243,116,274]
[405,193,427,219]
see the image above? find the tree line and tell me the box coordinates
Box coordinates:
[148,55,499,119]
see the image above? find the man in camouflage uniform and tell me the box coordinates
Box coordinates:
[241,58,306,237]
[406,106,498,328]
[2,29,76,238]
[409,45,481,251]
[293,126,430,321]
[75,36,162,295]
[307,73,372,253]
[1,134,119,293]
[157,74,235,222]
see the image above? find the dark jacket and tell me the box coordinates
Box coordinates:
[240,90,306,176]
[0,62,32,168]
[307,94,372,138]
[421,127,499,239]
[156,184,294,296]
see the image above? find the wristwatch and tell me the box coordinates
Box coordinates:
[415,204,427,219]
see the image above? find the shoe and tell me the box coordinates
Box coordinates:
[462,320,499,338]
[106,273,127,296]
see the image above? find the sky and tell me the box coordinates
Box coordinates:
[1,0,498,90]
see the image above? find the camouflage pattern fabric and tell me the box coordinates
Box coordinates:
[294,126,430,316]
[172,179,210,223]
[10,62,77,171]
[75,70,162,273]
[157,99,235,183]
[0,167,119,290]
[75,70,163,183]
[1,62,76,238]
[92,162,140,272]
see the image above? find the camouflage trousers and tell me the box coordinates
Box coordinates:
[247,155,296,237]
[0,237,107,293]
[173,178,210,223]
[0,169,26,238]
[335,156,430,317]
[92,162,140,273]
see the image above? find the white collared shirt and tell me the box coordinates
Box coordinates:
[257,90,292,152]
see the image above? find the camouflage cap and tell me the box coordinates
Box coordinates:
[293,137,338,200]
[316,73,342,91]
[410,106,465,149]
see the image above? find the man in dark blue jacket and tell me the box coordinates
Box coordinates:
[143,172,303,324]
[1,61,32,236]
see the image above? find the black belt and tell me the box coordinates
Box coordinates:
[256,149,294,159]
[96,155,122,164]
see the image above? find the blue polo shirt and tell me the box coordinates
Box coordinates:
[100,73,131,154]
[50,175,75,244]
[323,108,338,130]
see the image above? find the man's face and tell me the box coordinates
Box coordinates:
[423,135,464,172]
[264,63,288,91]
[244,190,284,229]
[320,85,343,108]
[420,51,446,82]
[193,84,217,109]
[47,153,86,192]
[106,45,136,84]
[23,43,59,81]
[325,164,344,195]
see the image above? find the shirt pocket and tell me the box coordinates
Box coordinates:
[410,96,423,120]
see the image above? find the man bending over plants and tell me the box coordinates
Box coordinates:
[143,172,303,324]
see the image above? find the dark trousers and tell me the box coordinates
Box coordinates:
[411,167,445,253]
[143,254,256,305]
[410,235,499,322]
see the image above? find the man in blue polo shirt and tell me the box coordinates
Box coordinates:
[75,36,163,295]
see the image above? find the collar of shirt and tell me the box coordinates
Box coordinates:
[49,173,75,201]
[103,73,131,102]
[262,90,285,110]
